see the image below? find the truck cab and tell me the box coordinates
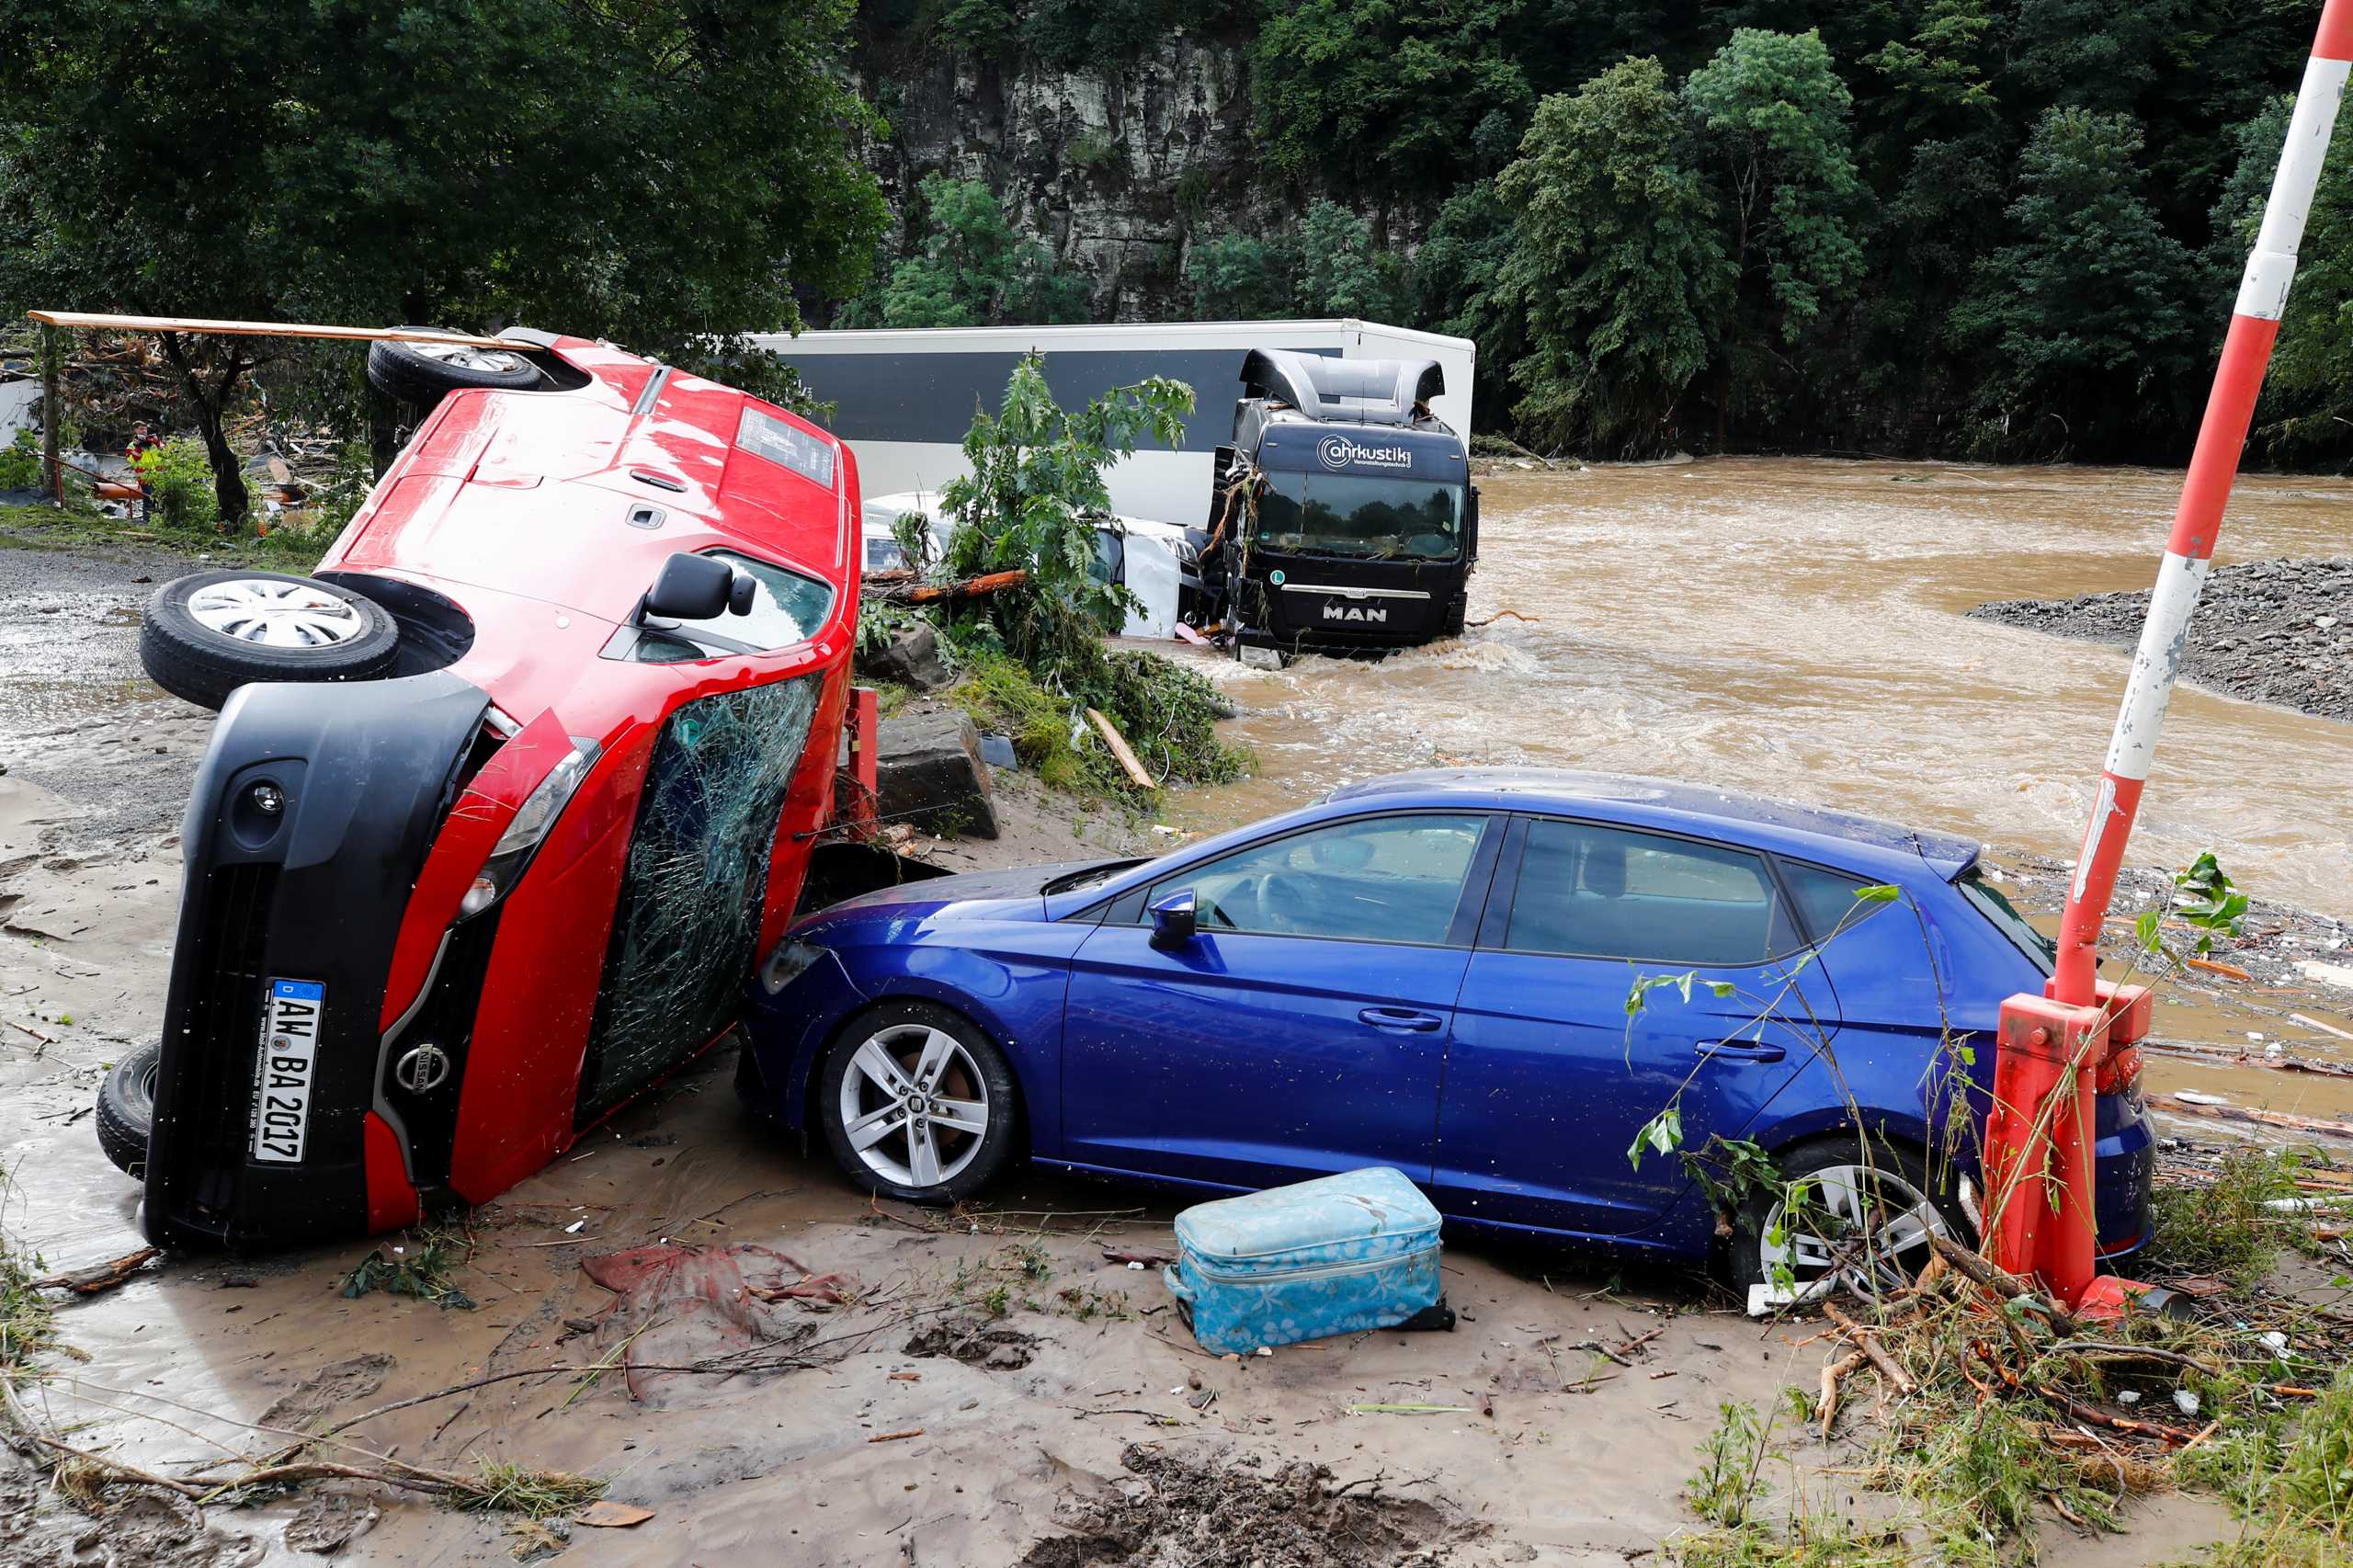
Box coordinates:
[1202,349,1476,658]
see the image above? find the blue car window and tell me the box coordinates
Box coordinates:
[1776,858,1890,947]
[1505,819,1790,965]
[1147,812,1488,946]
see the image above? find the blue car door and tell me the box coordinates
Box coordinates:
[1060,811,1502,1191]
[1435,815,1832,1237]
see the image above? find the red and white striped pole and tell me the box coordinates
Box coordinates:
[1987,0,2352,1307]
[2053,1,2350,1007]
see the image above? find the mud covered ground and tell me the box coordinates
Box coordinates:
[0,525,2340,1566]
[1970,557,2353,722]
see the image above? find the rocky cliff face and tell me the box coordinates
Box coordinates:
[852,34,1259,319]
[850,34,1426,321]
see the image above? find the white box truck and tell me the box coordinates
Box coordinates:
[750,319,1475,527]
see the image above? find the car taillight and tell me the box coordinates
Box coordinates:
[2097,1044,2143,1098]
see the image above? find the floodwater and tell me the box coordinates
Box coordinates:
[1179,458,2353,924]
[1169,457,2353,1128]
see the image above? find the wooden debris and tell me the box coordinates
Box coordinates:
[575,1501,654,1528]
[2185,957,2252,982]
[868,1427,925,1443]
[1824,1301,1917,1397]
[898,569,1027,605]
[1085,709,1157,790]
[31,1246,159,1295]
[2161,1093,2353,1142]
[26,311,514,347]
[1818,1347,1868,1439]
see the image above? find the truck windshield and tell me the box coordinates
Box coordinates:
[1255,472,1462,561]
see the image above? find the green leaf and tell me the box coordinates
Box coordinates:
[1853,884,1903,903]
[1628,1104,1683,1170]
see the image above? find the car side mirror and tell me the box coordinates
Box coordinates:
[642,553,737,621]
[1463,485,1480,556]
[1148,889,1198,950]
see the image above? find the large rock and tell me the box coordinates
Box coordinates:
[876,709,999,839]
[858,619,950,690]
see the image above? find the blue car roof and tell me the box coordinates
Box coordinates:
[1325,768,1981,880]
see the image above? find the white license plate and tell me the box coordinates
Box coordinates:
[249,978,325,1165]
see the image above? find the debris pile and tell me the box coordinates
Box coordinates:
[1971,558,2353,722]
[1020,1444,1464,1568]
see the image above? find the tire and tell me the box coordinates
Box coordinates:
[365,330,541,409]
[141,570,401,710]
[1727,1134,1968,1301]
[96,1040,162,1177]
[816,1001,1019,1206]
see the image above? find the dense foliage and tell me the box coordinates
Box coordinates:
[848,0,2351,465]
[0,0,887,517]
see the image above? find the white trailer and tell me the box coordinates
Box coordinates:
[749,319,1475,528]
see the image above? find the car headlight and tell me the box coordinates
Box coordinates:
[459,737,600,919]
[758,937,832,995]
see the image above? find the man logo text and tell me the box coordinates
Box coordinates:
[1323,604,1387,623]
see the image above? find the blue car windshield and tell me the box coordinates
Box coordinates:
[1255,471,1462,562]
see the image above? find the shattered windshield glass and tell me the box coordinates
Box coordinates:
[1255,472,1463,561]
[575,676,819,1122]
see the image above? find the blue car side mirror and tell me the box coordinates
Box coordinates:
[1148,889,1198,950]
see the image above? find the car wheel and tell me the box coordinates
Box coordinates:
[140,570,402,710]
[816,1002,1018,1206]
[96,1040,162,1177]
[1730,1135,1964,1301]
[365,330,542,409]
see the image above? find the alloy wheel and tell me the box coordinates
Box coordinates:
[836,1023,990,1190]
[1757,1162,1949,1300]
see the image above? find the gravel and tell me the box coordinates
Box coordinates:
[1968,558,2353,723]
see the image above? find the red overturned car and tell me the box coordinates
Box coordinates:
[97,328,867,1248]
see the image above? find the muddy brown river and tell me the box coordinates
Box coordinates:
[1177,458,2353,925]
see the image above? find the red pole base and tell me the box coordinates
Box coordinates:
[840,685,881,842]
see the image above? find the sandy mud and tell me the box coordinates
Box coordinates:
[2,480,2346,1564]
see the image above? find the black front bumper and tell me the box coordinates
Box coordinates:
[1228,550,1469,653]
[142,671,490,1249]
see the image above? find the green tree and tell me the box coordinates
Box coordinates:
[1486,59,1734,455]
[1249,0,1535,192]
[2211,93,2353,459]
[1292,203,1409,319]
[1411,180,1519,423]
[1950,106,2200,456]
[1683,27,1868,433]
[0,0,885,522]
[852,175,1090,328]
[1186,234,1293,321]
[939,355,1192,665]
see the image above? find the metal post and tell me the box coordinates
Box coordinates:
[2052,0,2351,1005]
[40,324,62,506]
[1985,0,2353,1307]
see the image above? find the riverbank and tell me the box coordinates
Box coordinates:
[1970,557,2353,723]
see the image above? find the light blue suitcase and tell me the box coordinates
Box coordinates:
[1163,1166,1442,1354]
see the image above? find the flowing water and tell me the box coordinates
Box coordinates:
[1177,457,2353,924]
[1165,457,2353,1125]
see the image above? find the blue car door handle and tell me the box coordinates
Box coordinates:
[1358,1006,1445,1033]
[1695,1038,1787,1064]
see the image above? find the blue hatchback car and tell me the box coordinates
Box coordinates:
[741,770,2154,1293]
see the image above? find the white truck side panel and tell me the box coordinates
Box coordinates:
[755,319,1475,527]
